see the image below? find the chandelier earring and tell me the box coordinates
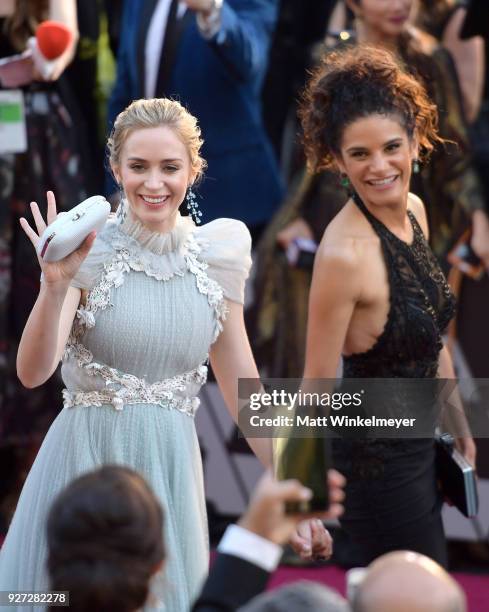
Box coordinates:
[186,186,202,224]
[412,159,420,174]
[116,183,127,222]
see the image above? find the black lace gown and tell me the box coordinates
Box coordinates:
[332,193,456,567]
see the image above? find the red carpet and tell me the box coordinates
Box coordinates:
[2,542,487,609]
[268,565,489,612]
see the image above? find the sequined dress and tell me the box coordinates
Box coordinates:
[333,193,456,566]
[0,210,251,611]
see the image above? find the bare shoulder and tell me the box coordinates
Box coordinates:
[315,236,361,280]
[319,200,380,258]
[313,201,377,298]
[407,192,429,239]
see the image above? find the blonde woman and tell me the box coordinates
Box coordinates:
[0,98,337,611]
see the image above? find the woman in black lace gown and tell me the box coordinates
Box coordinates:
[300,45,476,567]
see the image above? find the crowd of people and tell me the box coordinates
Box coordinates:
[39,464,466,611]
[0,0,488,610]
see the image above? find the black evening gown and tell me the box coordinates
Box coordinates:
[333,193,457,567]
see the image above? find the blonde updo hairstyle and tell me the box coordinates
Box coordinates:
[108,98,207,185]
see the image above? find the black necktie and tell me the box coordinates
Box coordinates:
[155,0,181,97]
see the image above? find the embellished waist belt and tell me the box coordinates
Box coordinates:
[62,362,208,418]
[62,388,201,417]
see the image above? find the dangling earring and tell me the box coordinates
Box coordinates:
[186,186,202,224]
[340,173,350,189]
[412,159,420,174]
[116,183,126,222]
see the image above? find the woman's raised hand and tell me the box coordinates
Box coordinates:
[20,191,96,288]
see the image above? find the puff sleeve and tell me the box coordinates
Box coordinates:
[70,221,116,290]
[195,219,252,304]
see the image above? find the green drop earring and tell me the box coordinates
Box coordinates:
[340,173,350,188]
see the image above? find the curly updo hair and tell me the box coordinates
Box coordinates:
[47,466,165,612]
[300,45,442,173]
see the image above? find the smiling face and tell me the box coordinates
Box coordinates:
[348,0,414,40]
[112,125,195,233]
[335,113,418,209]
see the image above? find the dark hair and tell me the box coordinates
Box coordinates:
[2,0,49,51]
[300,45,441,173]
[47,466,165,612]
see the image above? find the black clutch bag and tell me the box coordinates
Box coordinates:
[435,432,479,518]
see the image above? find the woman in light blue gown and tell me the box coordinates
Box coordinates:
[0,97,265,611]
[0,98,330,611]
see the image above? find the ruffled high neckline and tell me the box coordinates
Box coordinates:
[118,205,195,255]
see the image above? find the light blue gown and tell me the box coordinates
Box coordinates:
[0,210,251,611]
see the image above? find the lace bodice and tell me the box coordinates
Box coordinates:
[343,193,456,378]
[61,210,251,416]
[334,194,456,480]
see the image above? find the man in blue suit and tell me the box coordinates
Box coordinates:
[108,0,283,234]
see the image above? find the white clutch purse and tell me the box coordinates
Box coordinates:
[37,195,111,262]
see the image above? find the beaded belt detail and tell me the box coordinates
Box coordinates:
[62,363,208,418]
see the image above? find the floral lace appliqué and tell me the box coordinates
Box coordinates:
[64,226,226,415]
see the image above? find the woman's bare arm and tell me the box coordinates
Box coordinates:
[303,239,361,379]
[438,344,477,467]
[210,300,272,466]
[16,192,95,387]
[17,285,81,388]
[45,0,79,79]
[443,8,485,123]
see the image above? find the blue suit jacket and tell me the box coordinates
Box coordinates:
[108,0,284,225]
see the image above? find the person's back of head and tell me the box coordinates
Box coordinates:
[352,551,466,612]
[47,465,165,612]
[239,580,350,612]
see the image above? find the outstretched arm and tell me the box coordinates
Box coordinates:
[210,295,348,561]
[41,0,79,80]
[210,300,272,466]
[184,0,279,82]
[192,469,345,611]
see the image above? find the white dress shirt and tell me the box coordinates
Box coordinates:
[217,524,283,572]
[145,0,188,98]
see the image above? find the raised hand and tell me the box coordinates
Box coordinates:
[20,191,96,288]
[237,471,314,546]
[238,468,345,555]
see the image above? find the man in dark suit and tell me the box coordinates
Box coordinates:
[107,0,283,234]
[193,469,346,611]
